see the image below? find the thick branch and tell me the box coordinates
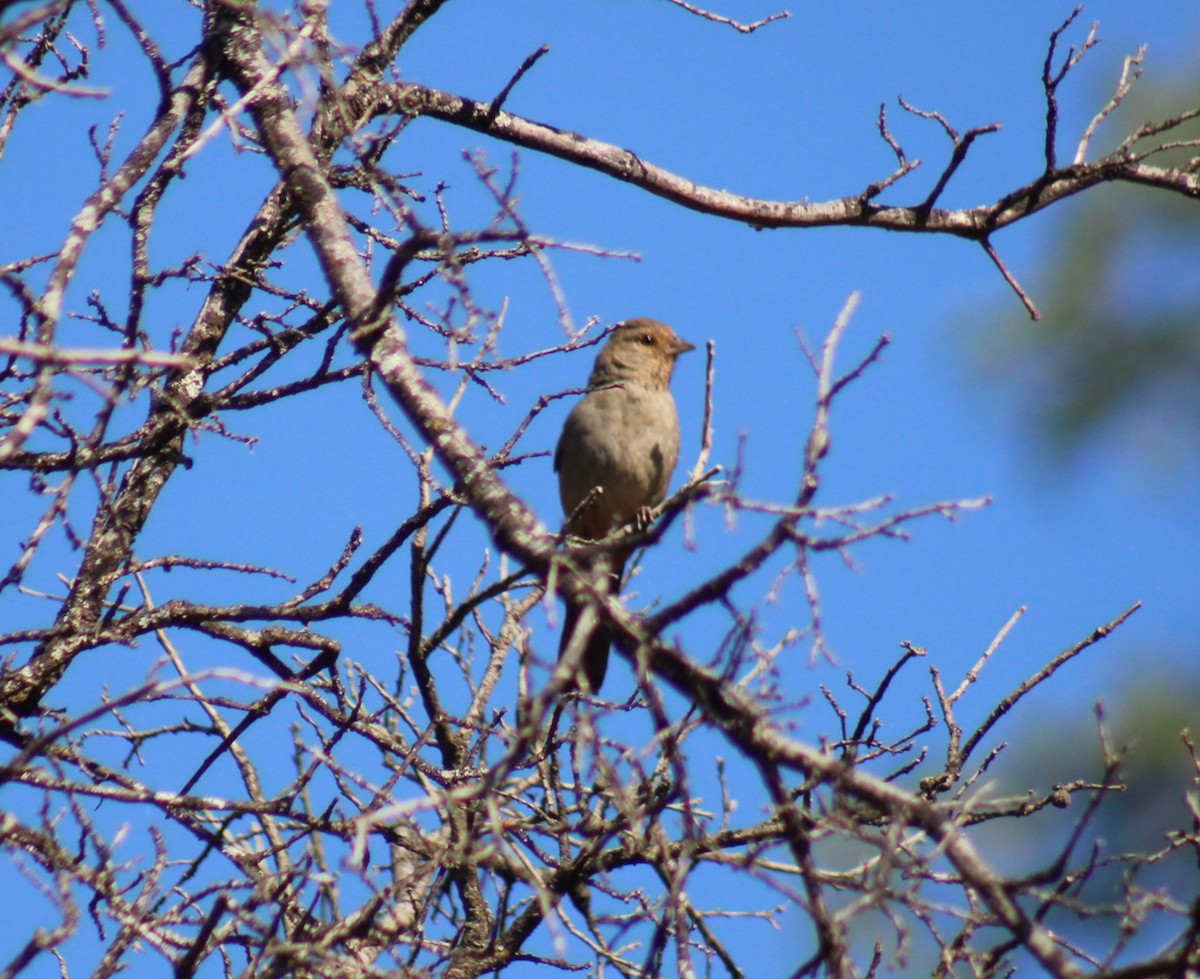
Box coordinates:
[214,9,555,578]
[383,82,1200,238]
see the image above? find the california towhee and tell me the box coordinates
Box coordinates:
[554,318,694,691]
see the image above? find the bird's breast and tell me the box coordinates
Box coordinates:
[556,384,681,538]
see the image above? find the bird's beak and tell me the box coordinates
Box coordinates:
[669,337,696,357]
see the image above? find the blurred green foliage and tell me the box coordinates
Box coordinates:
[972,77,1200,479]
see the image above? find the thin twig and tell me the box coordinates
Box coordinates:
[661,0,789,33]
[980,238,1040,320]
[487,45,549,121]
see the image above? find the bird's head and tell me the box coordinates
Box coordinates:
[590,318,695,388]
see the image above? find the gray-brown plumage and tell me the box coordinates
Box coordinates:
[554,318,694,691]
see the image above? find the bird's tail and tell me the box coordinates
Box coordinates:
[557,551,628,693]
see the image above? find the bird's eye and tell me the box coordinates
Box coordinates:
[640,333,655,345]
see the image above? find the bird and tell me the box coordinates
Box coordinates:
[554,318,694,692]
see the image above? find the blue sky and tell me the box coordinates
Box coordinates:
[2,1,1199,974]
[373,0,1200,700]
